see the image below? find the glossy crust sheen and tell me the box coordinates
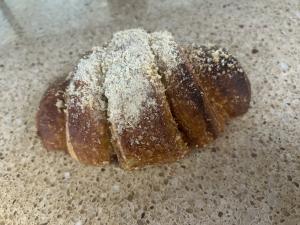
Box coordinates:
[36,78,69,151]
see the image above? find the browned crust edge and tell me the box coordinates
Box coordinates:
[36,78,69,151]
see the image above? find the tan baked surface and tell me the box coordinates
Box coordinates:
[36,78,69,151]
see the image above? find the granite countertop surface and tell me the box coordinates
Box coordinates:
[0,0,299,224]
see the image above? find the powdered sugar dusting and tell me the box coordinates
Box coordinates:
[67,47,106,114]
[150,31,182,71]
[103,29,157,134]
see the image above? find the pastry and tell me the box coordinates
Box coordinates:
[36,29,251,170]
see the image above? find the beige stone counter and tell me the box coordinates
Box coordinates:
[0,0,299,224]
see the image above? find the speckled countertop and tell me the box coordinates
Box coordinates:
[0,0,299,224]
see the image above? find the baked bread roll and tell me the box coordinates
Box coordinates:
[36,29,251,170]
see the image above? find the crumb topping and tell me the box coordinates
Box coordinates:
[67,47,107,116]
[103,29,158,134]
[150,31,182,72]
[65,30,244,134]
[55,99,64,112]
[186,45,243,79]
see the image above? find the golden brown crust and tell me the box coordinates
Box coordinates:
[66,73,113,165]
[66,94,113,165]
[36,78,69,151]
[112,92,189,170]
[183,45,251,118]
[158,60,216,147]
[149,31,226,148]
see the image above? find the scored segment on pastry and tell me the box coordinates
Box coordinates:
[150,31,223,147]
[103,29,189,169]
[66,47,113,165]
[36,78,69,151]
[183,45,251,120]
[36,28,251,170]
